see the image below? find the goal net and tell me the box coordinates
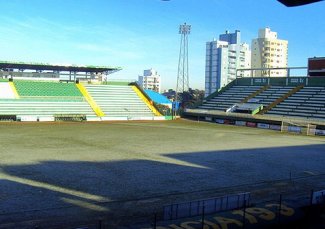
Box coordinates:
[281,121,316,136]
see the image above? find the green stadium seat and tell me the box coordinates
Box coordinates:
[0,81,95,118]
[13,81,82,97]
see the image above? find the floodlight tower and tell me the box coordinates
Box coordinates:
[175,23,191,102]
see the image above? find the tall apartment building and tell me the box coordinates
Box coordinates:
[205,30,251,97]
[251,28,288,77]
[138,68,161,93]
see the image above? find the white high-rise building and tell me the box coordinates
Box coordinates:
[205,30,251,97]
[138,68,161,93]
[251,28,288,77]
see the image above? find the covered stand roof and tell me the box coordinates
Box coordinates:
[0,61,122,73]
[145,90,172,105]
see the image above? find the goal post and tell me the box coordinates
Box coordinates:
[307,124,317,136]
[281,121,316,136]
[280,121,289,133]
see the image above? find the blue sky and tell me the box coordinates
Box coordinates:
[0,0,324,90]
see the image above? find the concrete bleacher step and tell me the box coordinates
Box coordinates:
[276,104,297,109]
[287,112,313,117]
[208,101,240,105]
[199,105,230,109]
[84,84,156,118]
[313,114,325,118]
[210,97,241,100]
[201,85,324,120]
[286,95,306,98]
[199,103,229,107]
[312,94,325,98]
[198,107,225,111]
[288,109,316,114]
[0,98,95,116]
[253,95,268,99]
[305,100,325,105]
[291,94,315,98]
[271,107,293,112]
[218,92,251,96]
[302,87,325,89]
[280,101,302,105]
[208,100,240,105]
[209,98,231,102]
[296,106,320,111]
[309,97,325,101]
[284,99,306,103]
[295,91,318,95]
[301,103,324,107]
[267,110,288,115]
[267,85,325,119]
[199,104,229,108]
[263,99,278,103]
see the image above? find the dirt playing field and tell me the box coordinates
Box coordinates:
[0,119,325,228]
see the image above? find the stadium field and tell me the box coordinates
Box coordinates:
[0,119,325,228]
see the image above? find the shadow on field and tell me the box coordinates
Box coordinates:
[1,144,325,227]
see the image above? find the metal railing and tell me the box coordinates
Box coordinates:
[236,67,308,78]
[163,192,250,220]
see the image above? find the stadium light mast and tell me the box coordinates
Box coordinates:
[175,23,191,103]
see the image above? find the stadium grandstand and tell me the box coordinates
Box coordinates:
[184,65,325,136]
[0,61,171,122]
